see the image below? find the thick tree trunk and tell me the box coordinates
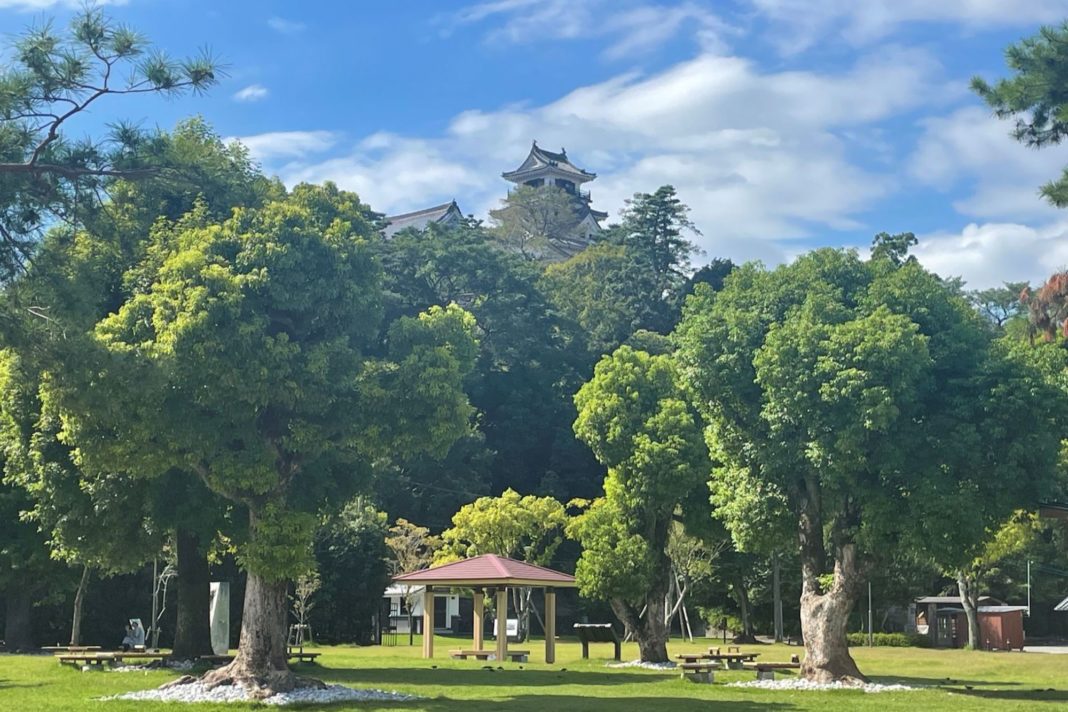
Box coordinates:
[198,570,311,697]
[956,571,981,650]
[796,486,866,684]
[69,564,90,647]
[610,597,669,663]
[172,529,214,659]
[4,587,35,651]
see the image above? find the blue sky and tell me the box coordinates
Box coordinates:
[5,0,1068,288]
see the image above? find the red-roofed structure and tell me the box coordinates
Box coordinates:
[392,554,575,663]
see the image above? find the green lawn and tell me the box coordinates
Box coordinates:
[2,637,1065,711]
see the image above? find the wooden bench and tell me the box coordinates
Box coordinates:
[58,651,168,667]
[288,651,320,663]
[676,652,717,665]
[706,651,759,670]
[743,661,801,680]
[43,645,102,653]
[679,661,716,683]
[449,649,529,663]
[574,624,622,661]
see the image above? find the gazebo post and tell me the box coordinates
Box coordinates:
[422,586,435,659]
[473,589,485,651]
[496,587,508,662]
[545,587,557,664]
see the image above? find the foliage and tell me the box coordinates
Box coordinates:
[970,282,1029,331]
[311,503,390,645]
[437,489,568,566]
[973,23,1068,206]
[870,232,917,267]
[846,632,931,648]
[375,219,595,511]
[488,185,582,261]
[0,8,219,286]
[674,248,1066,678]
[1023,271,1068,341]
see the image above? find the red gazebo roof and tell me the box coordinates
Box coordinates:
[392,553,576,588]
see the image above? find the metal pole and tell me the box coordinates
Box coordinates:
[151,558,159,649]
[773,552,783,643]
[867,582,873,647]
[1027,560,1032,617]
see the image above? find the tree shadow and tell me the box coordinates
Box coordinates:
[869,675,1020,688]
[286,694,795,711]
[317,665,665,688]
[946,687,1068,703]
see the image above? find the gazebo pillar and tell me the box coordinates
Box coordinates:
[473,589,485,650]
[545,588,557,664]
[422,586,435,659]
[496,587,508,662]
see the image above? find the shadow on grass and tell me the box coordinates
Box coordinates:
[870,675,1020,688]
[947,687,1068,703]
[288,694,795,712]
[316,665,663,688]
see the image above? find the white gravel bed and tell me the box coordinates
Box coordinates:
[606,659,677,670]
[727,679,917,693]
[103,681,421,705]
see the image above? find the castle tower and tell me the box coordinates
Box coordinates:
[500,141,607,259]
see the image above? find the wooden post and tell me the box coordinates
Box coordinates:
[545,588,557,664]
[422,587,435,659]
[496,587,508,662]
[473,590,485,650]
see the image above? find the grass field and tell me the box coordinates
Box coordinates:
[2,637,1066,711]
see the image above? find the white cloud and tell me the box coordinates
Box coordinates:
[913,220,1068,289]
[446,0,728,59]
[267,16,306,34]
[750,0,1068,53]
[230,131,338,163]
[910,106,1068,221]
[232,84,269,102]
[245,49,948,266]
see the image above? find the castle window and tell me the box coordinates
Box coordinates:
[555,178,575,194]
[525,179,544,188]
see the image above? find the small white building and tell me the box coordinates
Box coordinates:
[383,584,464,634]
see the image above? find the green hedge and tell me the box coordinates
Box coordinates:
[846,632,931,648]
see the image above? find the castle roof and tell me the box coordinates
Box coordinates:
[502,141,596,183]
[383,200,462,238]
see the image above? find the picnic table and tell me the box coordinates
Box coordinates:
[450,649,530,663]
[675,652,715,664]
[58,651,168,667]
[705,648,759,670]
[43,645,101,653]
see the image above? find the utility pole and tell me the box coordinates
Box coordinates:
[772,553,784,643]
[867,582,874,647]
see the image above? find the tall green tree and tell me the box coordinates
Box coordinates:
[973,23,1068,206]
[489,185,583,261]
[43,184,478,692]
[970,282,1029,331]
[437,489,568,640]
[569,346,708,662]
[0,8,218,290]
[376,220,596,508]
[675,249,1064,682]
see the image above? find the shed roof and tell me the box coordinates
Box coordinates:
[393,553,576,588]
[916,595,1001,605]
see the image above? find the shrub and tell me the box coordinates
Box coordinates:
[847,632,931,647]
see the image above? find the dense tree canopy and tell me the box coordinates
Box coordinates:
[675,249,1065,682]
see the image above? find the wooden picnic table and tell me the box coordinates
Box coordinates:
[450,649,530,663]
[705,650,759,670]
[679,661,716,683]
[58,651,168,667]
[675,652,715,664]
[43,645,101,653]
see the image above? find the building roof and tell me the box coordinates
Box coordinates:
[393,553,577,588]
[916,596,1002,605]
[502,141,596,183]
[978,606,1028,613]
[1055,596,1068,612]
[383,200,462,238]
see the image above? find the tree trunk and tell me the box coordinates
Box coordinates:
[4,587,35,651]
[733,575,758,644]
[172,528,214,659]
[69,564,90,647]
[956,571,981,650]
[198,570,308,697]
[797,487,866,684]
[773,552,784,643]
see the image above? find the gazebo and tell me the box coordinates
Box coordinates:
[392,553,576,663]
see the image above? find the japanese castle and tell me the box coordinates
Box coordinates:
[384,141,606,260]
